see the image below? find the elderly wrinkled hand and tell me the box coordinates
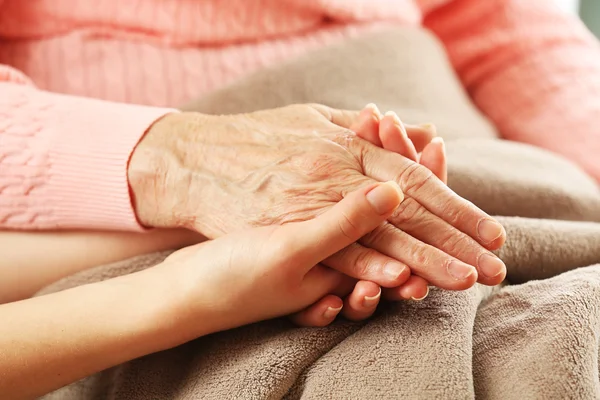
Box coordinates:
[128,104,506,295]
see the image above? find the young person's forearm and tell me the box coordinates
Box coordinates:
[0,265,196,399]
[0,228,204,303]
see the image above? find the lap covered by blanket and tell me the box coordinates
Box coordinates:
[40,28,600,400]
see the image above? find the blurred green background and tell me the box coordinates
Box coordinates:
[580,0,600,37]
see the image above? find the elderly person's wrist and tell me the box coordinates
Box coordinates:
[0,83,177,232]
[128,112,212,231]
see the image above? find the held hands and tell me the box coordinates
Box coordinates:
[289,105,454,325]
[129,103,506,307]
[159,181,405,336]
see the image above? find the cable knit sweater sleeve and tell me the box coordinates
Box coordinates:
[0,65,174,231]
[421,0,600,183]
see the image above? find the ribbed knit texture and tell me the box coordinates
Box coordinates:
[0,83,172,230]
[0,0,598,231]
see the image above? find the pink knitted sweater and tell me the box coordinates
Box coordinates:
[1,0,599,231]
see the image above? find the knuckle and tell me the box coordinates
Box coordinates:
[443,203,463,227]
[301,103,329,120]
[438,232,471,257]
[337,210,361,241]
[334,127,356,139]
[282,104,323,123]
[306,102,325,112]
[352,247,376,277]
[441,197,474,227]
[405,243,430,266]
[330,131,364,162]
[289,103,313,113]
[288,143,356,180]
[361,223,393,247]
[288,152,336,183]
[391,197,426,226]
[397,163,433,197]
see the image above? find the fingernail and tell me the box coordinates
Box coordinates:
[384,111,402,125]
[447,260,477,281]
[386,111,408,137]
[323,306,342,320]
[363,288,382,307]
[362,104,381,123]
[478,253,506,278]
[366,181,404,214]
[384,262,407,282]
[431,137,444,145]
[477,219,504,243]
[411,286,429,301]
[365,103,381,118]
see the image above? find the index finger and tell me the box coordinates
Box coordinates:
[359,141,506,249]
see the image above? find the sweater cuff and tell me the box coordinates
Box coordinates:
[44,90,176,231]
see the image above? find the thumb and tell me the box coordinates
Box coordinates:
[289,181,404,269]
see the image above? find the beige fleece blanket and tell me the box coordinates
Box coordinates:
[40,28,600,399]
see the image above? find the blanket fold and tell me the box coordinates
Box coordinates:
[41,28,600,400]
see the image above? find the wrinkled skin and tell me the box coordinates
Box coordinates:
[159,181,404,334]
[129,104,506,304]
